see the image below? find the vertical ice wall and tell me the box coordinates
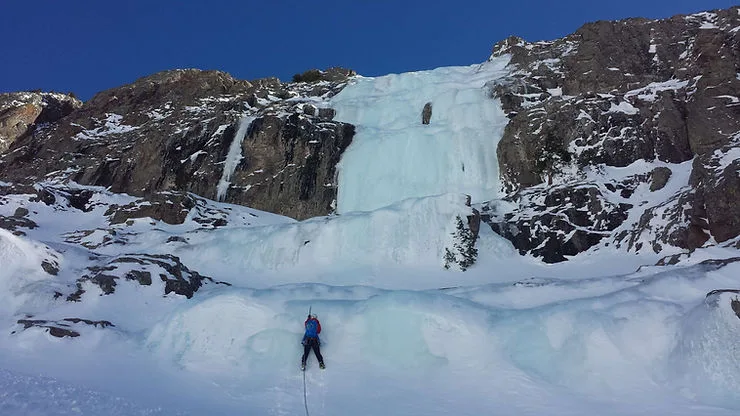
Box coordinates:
[331,56,511,213]
[173,193,482,275]
[216,116,254,201]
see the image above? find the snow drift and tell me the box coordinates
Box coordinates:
[142,259,740,413]
[0,229,60,317]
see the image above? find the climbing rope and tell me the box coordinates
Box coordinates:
[303,367,310,416]
[303,305,312,416]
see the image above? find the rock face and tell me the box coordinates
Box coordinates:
[486,185,631,263]
[422,102,433,124]
[487,7,740,261]
[14,318,114,338]
[0,92,81,153]
[0,68,355,220]
[66,253,228,301]
[0,181,280,246]
[0,206,37,236]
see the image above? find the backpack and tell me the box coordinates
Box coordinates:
[305,319,319,338]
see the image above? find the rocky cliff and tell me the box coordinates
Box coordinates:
[0,68,355,220]
[486,6,739,262]
[0,92,81,153]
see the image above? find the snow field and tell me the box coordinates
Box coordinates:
[670,290,740,407]
[4,264,740,415]
[2,193,740,414]
[142,260,740,412]
[488,261,740,403]
[0,229,61,317]
[0,368,178,416]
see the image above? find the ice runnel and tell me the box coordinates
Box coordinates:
[216,116,254,201]
[331,56,511,213]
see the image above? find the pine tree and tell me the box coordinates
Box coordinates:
[443,216,478,271]
[443,248,456,270]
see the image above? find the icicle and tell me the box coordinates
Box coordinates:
[216,116,254,201]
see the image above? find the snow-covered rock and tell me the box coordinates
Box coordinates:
[0,91,81,153]
[489,6,740,261]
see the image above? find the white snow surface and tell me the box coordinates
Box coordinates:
[73,113,139,141]
[0,229,60,317]
[625,79,690,102]
[608,101,639,115]
[1,57,740,416]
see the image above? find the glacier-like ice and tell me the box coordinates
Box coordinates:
[331,56,511,213]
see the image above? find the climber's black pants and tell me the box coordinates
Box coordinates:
[302,337,323,364]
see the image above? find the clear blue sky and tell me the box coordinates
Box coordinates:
[1,0,735,101]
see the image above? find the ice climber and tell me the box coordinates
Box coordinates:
[301,314,325,370]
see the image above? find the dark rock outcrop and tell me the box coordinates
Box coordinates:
[66,253,228,301]
[0,211,37,236]
[649,167,672,192]
[14,317,115,338]
[292,67,356,83]
[0,92,81,153]
[485,184,630,262]
[689,145,740,243]
[221,112,354,219]
[106,192,197,225]
[422,102,432,124]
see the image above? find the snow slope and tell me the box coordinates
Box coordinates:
[0,229,61,317]
[1,53,740,416]
[2,245,739,415]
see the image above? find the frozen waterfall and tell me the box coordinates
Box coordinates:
[216,116,254,201]
[331,56,511,213]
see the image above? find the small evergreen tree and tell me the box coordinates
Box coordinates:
[443,248,456,270]
[534,132,572,185]
[443,216,478,271]
[292,69,323,83]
